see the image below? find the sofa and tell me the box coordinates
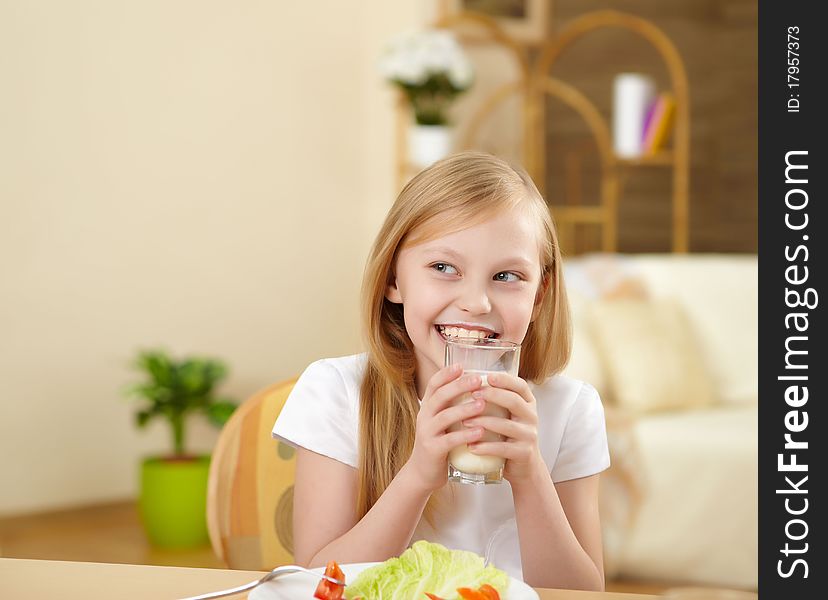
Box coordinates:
[560,253,757,590]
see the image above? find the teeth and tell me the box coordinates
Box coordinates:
[437,325,496,339]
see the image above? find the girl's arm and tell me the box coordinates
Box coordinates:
[293,367,488,568]
[292,447,431,568]
[511,471,605,591]
[463,373,605,591]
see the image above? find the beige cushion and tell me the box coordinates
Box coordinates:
[631,255,758,406]
[619,404,758,588]
[562,288,608,398]
[589,298,716,413]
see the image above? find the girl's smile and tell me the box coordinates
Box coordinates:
[434,323,501,341]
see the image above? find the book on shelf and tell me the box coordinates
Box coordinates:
[640,100,659,146]
[642,93,676,155]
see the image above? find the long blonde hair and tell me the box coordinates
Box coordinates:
[356,151,570,520]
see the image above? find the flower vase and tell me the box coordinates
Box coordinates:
[409,124,453,169]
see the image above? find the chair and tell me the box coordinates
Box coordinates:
[207,377,298,570]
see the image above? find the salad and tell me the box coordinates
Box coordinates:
[313,541,509,600]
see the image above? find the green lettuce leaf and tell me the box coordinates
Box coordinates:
[344,540,510,600]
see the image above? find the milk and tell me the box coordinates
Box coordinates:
[448,371,508,475]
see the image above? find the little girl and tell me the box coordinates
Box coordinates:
[272,152,609,591]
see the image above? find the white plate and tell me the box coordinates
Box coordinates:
[248,562,539,600]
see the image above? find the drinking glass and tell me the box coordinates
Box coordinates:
[444,337,521,484]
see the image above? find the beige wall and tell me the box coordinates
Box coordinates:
[0,1,426,515]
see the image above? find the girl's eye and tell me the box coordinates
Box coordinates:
[432,262,458,275]
[494,271,521,283]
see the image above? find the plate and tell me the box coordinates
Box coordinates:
[248,562,539,599]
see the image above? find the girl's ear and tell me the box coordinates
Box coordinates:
[530,275,551,322]
[385,278,403,304]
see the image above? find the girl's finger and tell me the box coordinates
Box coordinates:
[422,363,464,405]
[419,365,466,418]
[486,372,534,403]
[424,372,484,416]
[439,427,484,454]
[461,416,531,441]
[432,397,486,432]
[472,387,537,424]
[466,440,521,460]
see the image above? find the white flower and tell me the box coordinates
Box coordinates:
[448,57,474,89]
[378,28,473,91]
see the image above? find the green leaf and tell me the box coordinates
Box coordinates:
[344,541,509,600]
[135,350,175,386]
[128,383,170,404]
[206,400,237,427]
[178,360,202,394]
[135,409,155,428]
[202,360,228,388]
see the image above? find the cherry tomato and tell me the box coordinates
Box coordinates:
[313,561,345,600]
[478,584,501,600]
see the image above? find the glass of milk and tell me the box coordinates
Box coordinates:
[445,337,520,485]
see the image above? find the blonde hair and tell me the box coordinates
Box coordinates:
[356,151,571,520]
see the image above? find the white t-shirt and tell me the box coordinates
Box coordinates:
[271,352,610,581]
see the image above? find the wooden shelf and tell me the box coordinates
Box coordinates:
[616,151,675,167]
[395,9,690,253]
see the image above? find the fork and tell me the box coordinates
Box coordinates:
[179,565,346,600]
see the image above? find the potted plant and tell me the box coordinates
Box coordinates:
[378,28,474,168]
[125,349,238,548]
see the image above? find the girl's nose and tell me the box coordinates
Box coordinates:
[458,282,492,314]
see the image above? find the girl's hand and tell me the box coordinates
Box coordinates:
[406,364,488,494]
[461,372,546,484]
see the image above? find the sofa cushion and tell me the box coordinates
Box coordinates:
[618,404,758,588]
[589,298,717,413]
[631,255,758,406]
[562,255,647,398]
[562,288,608,398]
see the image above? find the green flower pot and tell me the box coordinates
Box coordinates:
[138,455,211,548]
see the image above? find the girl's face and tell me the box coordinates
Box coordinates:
[385,207,547,399]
